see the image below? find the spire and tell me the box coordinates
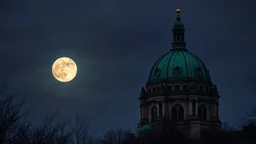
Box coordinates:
[176,8,181,21]
[171,9,186,51]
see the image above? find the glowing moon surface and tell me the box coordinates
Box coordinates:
[52,57,77,82]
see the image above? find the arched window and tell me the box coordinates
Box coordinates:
[203,106,207,120]
[159,103,162,117]
[203,108,207,120]
[190,85,197,92]
[151,106,157,122]
[174,85,180,92]
[171,107,177,121]
[198,105,207,121]
[178,107,184,120]
[183,85,188,92]
[152,87,156,93]
[206,87,209,92]
[156,87,160,92]
[210,87,213,93]
[168,85,172,91]
[177,34,180,40]
[199,86,204,92]
[198,107,201,119]
[172,104,184,121]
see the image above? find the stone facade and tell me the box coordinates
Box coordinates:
[138,81,222,138]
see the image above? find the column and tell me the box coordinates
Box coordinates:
[157,104,159,117]
[195,101,198,115]
[210,104,213,117]
[162,102,165,116]
[189,100,192,115]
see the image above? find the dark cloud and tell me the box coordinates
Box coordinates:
[1,0,256,135]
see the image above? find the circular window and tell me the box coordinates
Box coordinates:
[154,68,161,78]
[173,66,182,76]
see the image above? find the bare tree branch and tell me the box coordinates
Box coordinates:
[55,122,73,144]
[0,83,31,144]
[102,129,130,144]
[70,115,90,144]
[31,112,61,144]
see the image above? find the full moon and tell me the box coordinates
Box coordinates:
[52,57,77,82]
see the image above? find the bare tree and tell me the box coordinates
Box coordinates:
[30,112,56,143]
[54,122,73,144]
[71,115,90,144]
[240,105,256,140]
[30,112,73,144]
[222,122,234,132]
[0,83,96,144]
[87,135,102,144]
[246,104,256,124]
[102,129,130,144]
[235,104,256,129]
[0,83,30,144]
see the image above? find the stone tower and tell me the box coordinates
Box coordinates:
[138,9,222,139]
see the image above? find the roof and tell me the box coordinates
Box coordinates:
[139,125,153,134]
[147,9,211,83]
[148,50,211,83]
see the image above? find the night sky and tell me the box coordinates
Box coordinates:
[0,0,255,135]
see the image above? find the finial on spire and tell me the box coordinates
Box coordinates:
[172,8,186,50]
[176,8,181,14]
[176,8,181,21]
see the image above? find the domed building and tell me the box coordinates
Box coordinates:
[138,9,222,139]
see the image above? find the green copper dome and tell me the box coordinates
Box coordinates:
[139,125,153,134]
[148,50,211,83]
[148,9,211,83]
[173,20,184,29]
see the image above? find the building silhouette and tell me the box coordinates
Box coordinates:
[138,9,222,139]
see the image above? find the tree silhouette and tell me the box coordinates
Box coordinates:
[2,81,256,144]
[70,115,90,144]
[102,129,130,144]
[29,112,72,144]
[0,83,30,143]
